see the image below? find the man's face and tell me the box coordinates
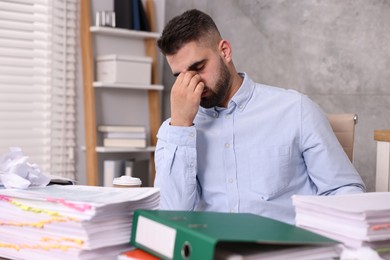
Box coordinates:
[167,41,231,108]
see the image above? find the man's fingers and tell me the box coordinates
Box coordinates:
[174,72,201,92]
[176,72,184,84]
[194,81,205,97]
[187,74,201,91]
[181,72,197,88]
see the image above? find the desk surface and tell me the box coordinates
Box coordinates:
[374,130,390,142]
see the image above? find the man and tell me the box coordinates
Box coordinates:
[154,9,365,224]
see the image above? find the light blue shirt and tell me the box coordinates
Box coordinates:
[154,73,365,224]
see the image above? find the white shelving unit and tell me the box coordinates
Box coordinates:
[81,0,165,186]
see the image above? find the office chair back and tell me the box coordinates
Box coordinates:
[327,113,357,162]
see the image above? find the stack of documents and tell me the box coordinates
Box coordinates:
[292,192,390,257]
[131,209,341,260]
[0,185,159,260]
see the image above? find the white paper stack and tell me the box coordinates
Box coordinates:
[0,185,160,260]
[292,192,390,258]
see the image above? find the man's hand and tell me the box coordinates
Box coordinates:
[170,71,205,126]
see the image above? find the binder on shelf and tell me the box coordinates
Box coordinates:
[103,160,124,187]
[112,0,151,32]
[132,0,141,30]
[138,0,151,32]
[130,210,340,260]
[114,0,133,30]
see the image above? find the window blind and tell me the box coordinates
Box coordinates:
[0,0,77,180]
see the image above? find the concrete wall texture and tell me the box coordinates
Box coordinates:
[161,0,390,191]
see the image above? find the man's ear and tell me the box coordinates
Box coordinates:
[219,40,232,62]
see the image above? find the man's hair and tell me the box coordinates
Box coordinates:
[157,9,221,55]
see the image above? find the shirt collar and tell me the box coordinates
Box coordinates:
[199,72,255,117]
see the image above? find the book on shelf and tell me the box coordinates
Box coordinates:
[130,210,340,260]
[104,131,147,139]
[0,185,160,260]
[98,125,146,133]
[103,138,146,148]
[292,192,390,258]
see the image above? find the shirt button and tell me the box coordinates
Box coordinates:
[228,178,234,183]
[225,143,230,148]
[238,104,243,109]
[189,162,194,167]
[225,115,230,119]
[230,208,236,213]
[189,133,195,137]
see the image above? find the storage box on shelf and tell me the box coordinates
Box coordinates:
[96,54,152,84]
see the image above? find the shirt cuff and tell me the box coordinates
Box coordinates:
[167,125,197,147]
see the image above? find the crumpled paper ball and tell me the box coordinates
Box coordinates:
[0,147,51,189]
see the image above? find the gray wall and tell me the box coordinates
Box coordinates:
[160,0,390,191]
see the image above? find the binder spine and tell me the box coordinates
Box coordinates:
[131,210,216,259]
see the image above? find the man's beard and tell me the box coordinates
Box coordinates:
[200,58,231,108]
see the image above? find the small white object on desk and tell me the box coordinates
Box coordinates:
[113,175,142,188]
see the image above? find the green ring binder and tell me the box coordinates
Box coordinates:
[181,241,191,259]
[131,210,340,260]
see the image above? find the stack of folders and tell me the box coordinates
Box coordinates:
[293,192,390,259]
[0,185,159,260]
[98,125,147,148]
[128,209,341,260]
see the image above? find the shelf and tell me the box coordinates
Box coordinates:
[96,146,156,153]
[93,81,163,91]
[90,26,160,39]
[81,146,156,153]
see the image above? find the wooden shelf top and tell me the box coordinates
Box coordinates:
[90,26,160,39]
[374,130,390,142]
